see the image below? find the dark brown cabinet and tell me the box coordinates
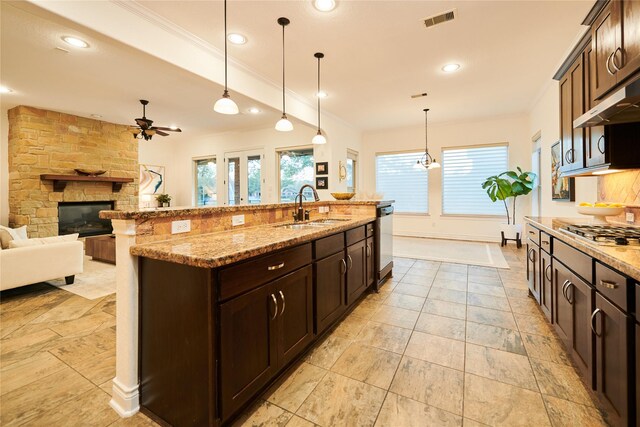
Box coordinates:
[592,2,620,99]
[366,237,375,288]
[636,322,639,426]
[277,266,314,367]
[540,249,553,321]
[526,240,541,304]
[346,239,367,305]
[559,55,585,172]
[593,293,632,427]
[315,251,346,334]
[584,42,607,168]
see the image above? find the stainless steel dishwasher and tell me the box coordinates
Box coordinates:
[376,204,394,290]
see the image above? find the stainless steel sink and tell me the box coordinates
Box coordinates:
[309,219,351,224]
[273,223,324,230]
[273,218,351,230]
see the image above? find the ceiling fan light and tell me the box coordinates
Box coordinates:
[428,160,441,169]
[312,130,327,145]
[214,91,239,115]
[275,115,294,132]
[146,129,156,136]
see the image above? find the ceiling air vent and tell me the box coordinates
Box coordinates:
[423,9,456,29]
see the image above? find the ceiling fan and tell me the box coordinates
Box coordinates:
[130,99,181,141]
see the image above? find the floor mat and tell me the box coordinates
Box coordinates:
[47,256,116,300]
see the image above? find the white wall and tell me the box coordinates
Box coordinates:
[1,110,9,225]
[360,115,533,242]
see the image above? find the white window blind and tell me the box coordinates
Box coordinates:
[376,152,428,214]
[442,144,509,215]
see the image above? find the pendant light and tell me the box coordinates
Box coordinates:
[312,52,327,145]
[275,17,293,131]
[417,108,440,169]
[214,0,239,115]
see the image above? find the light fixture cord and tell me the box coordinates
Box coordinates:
[223,0,228,91]
[282,22,286,114]
[424,108,429,155]
[317,56,321,131]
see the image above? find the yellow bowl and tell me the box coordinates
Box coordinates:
[330,192,356,200]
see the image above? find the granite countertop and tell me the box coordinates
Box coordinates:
[525,216,640,281]
[130,216,376,268]
[100,200,393,220]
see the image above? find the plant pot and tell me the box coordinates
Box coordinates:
[162,202,170,207]
[500,223,522,239]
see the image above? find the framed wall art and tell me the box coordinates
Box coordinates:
[140,164,165,195]
[315,162,328,175]
[315,176,328,190]
[551,141,575,201]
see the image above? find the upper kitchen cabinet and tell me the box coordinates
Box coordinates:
[559,53,586,172]
[591,0,640,100]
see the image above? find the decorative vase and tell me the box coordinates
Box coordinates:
[162,202,169,207]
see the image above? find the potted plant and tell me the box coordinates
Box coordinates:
[156,193,172,208]
[482,167,536,243]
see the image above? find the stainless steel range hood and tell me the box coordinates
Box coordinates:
[573,78,640,128]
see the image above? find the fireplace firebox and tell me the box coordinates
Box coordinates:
[58,201,114,237]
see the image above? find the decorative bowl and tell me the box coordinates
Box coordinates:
[75,168,107,177]
[331,192,356,200]
[576,205,625,224]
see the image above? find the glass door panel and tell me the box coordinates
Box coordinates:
[247,155,262,204]
[225,150,264,205]
[228,157,241,205]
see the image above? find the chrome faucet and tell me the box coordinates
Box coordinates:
[295,184,320,221]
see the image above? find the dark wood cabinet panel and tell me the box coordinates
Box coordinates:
[314,251,346,334]
[526,226,540,246]
[585,42,607,168]
[553,260,574,347]
[366,237,375,288]
[616,0,640,82]
[346,226,366,246]
[314,232,344,260]
[527,241,541,304]
[540,250,553,322]
[595,261,629,311]
[277,266,314,367]
[594,293,631,427]
[560,56,585,172]
[554,239,592,284]
[567,273,594,384]
[592,2,619,99]
[636,322,639,427]
[346,240,367,306]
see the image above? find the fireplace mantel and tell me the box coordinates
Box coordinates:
[40,174,134,192]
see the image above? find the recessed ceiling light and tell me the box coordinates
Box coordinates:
[90,114,102,118]
[0,86,13,94]
[248,107,261,114]
[62,36,89,48]
[317,91,328,98]
[169,125,179,130]
[313,0,336,12]
[227,33,247,45]
[442,63,460,73]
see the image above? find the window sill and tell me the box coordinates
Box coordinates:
[440,214,505,220]
[395,212,430,217]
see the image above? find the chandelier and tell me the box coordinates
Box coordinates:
[417,108,440,170]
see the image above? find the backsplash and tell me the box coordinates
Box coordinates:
[598,170,640,225]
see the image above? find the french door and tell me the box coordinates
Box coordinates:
[224,150,264,205]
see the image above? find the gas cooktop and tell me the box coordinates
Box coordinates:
[561,224,640,247]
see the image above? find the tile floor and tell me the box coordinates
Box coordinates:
[0,244,611,426]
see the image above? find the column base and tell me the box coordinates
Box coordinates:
[109,377,140,417]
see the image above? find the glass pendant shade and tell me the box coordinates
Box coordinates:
[427,161,441,169]
[312,130,327,145]
[214,91,239,115]
[275,114,293,132]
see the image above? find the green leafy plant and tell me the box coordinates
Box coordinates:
[156,193,172,204]
[482,167,536,225]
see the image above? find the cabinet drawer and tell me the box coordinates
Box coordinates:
[219,243,312,301]
[346,226,366,246]
[314,232,344,260]
[540,232,552,253]
[554,239,592,283]
[526,225,540,246]
[595,261,629,311]
[365,222,375,237]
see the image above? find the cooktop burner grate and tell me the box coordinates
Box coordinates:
[562,224,640,246]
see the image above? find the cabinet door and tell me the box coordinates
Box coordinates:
[566,273,594,385]
[636,322,639,425]
[553,260,573,346]
[315,251,346,334]
[594,293,631,426]
[540,250,553,322]
[592,2,620,99]
[366,237,375,288]
[527,243,541,303]
[219,283,278,420]
[559,73,573,169]
[585,43,607,168]
[276,266,314,367]
[346,239,367,306]
[616,0,640,82]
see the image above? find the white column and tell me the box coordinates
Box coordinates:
[109,219,140,417]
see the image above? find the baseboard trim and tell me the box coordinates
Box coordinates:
[109,378,140,417]
[394,231,501,244]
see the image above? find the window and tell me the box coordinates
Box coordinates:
[376,151,428,214]
[225,150,263,205]
[442,144,509,215]
[279,148,314,202]
[346,150,358,193]
[194,157,217,206]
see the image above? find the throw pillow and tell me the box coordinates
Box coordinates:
[0,229,12,249]
[0,225,28,241]
[7,233,79,248]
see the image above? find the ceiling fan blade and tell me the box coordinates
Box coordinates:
[155,130,170,137]
[135,118,151,128]
[152,126,182,132]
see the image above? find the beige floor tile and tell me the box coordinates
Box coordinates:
[331,342,401,389]
[383,292,425,312]
[390,356,464,415]
[99,380,112,394]
[403,268,437,279]
[439,263,468,274]
[466,321,527,356]
[463,373,551,426]
[427,287,467,304]
[542,395,607,427]
[372,305,419,329]
[466,293,510,311]
[414,313,466,341]
[463,418,491,426]
[29,294,101,324]
[413,260,441,269]
[431,278,468,292]
[330,314,369,340]
[468,275,503,287]
[508,297,543,317]
[354,321,412,354]
[465,343,538,391]
[305,335,352,369]
[232,400,292,427]
[0,350,67,396]
[394,257,416,268]
[296,372,386,427]
[467,306,517,330]
[24,387,120,426]
[405,331,465,370]
[468,266,500,279]
[265,362,327,412]
[108,412,159,426]
[468,283,506,297]
[48,310,115,338]
[349,297,383,320]
[435,271,468,282]
[393,266,410,275]
[48,327,116,367]
[71,349,116,386]
[530,359,595,406]
[401,273,434,286]
[521,333,572,366]
[375,392,462,427]
[514,312,554,337]
[505,287,530,299]
[286,415,316,427]
[423,299,466,320]
[393,283,431,298]
[0,328,61,366]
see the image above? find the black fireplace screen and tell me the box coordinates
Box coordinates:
[58,201,114,237]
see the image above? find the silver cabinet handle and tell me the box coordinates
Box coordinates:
[542,240,550,246]
[366,245,371,257]
[561,280,570,301]
[347,255,353,270]
[528,230,536,235]
[590,308,602,337]
[606,51,616,75]
[340,259,347,275]
[279,290,286,316]
[270,294,278,320]
[268,262,285,271]
[596,135,605,154]
[545,264,552,282]
[565,281,573,304]
[528,249,536,262]
[611,47,623,71]
[600,280,618,289]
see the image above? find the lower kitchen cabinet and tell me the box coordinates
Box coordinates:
[593,293,632,427]
[636,322,639,427]
[540,250,553,321]
[366,237,375,288]
[346,239,367,305]
[315,250,346,334]
[277,266,314,367]
[527,240,541,303]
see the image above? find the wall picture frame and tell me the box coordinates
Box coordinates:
[315,176,328,190]
[315,162,328,175]
[140,164,165,195]
[551,141,575,201]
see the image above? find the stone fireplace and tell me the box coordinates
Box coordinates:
[58,201,115,237]
[8,106,139,237]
